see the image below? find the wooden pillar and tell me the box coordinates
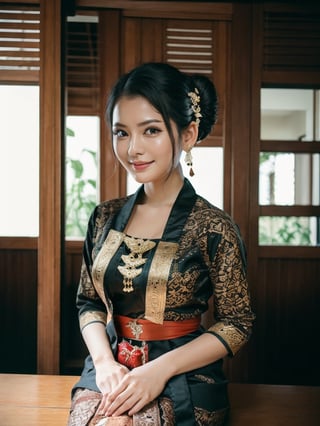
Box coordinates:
[38,0,63,374]
[99,10,124,201]
[230,3,253,243]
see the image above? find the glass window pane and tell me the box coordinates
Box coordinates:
[127,147,224,209]
[66,116,99,239]
[259,153,320,206]
[259,216,319,246]
[0,85,39,237]
[261,89,319,141]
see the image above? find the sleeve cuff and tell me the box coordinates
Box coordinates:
[206,321,247,356]
[79,310,107,331]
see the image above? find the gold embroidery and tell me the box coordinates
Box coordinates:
[118,236,156,293]
[92,229,125,320]
[145,241,179,324]
[134,400,161,423]
[127,319,143,339]
[195,406,228,425]
[209,321,246,355]
[194,374,216,384]
[79,310,107,331]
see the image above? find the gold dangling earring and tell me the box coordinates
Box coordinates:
[184,150,194,177]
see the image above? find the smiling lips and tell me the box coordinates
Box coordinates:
[131,161,154,171]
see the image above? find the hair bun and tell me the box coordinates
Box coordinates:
[191,75,218,142]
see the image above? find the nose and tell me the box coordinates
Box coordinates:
[127,133,143,157]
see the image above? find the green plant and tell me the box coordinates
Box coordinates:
[259,217,311,245]
[65,128,97,237]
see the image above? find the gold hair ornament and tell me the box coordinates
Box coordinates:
[188,88,202,126]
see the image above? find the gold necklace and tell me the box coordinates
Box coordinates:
[118,235,156,293]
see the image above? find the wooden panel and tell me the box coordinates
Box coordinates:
[261,140,320,153]
[122,18,142,72]
[66,19,100,115]
[260,205,320,216]
[259,246,320,259]
[77,1,233,21]
[99,9,123,201]
[141,19,163,62]
[0,0,38,3]
[263,5,320,72]
[229,3,253,240]
[37,0,63,374]
[0,237,37,250]
[0,250,37,373]
[255,257,320,385]
[61,243,88,374]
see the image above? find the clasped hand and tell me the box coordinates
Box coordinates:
[96,359,167,417]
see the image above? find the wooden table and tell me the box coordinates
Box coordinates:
[0,374,76,425]
[228,382,320,426]
[0,374,319,425]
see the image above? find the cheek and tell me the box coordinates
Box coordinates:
[113,140,127,161]
[153,137,175,159]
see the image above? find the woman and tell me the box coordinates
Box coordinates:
[68,62,255,426]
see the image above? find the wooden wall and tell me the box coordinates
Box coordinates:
[255,257,320,385]
[1,240,37,373]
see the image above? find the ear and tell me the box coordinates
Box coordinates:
[181,121,198,152]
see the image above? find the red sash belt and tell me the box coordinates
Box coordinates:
[114,315,201,341]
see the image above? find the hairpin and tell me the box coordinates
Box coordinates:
[188,88,202,125]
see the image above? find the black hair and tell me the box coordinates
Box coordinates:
[106,62,218,156]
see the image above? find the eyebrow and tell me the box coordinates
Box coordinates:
[113,119,163,128]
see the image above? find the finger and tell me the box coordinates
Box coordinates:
[107,393,139,417]
[97,394,109,415]
[128,398,149,416]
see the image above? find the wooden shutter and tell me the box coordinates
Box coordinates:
[66,15,100,115]
[262,4,320,84]
[165,22,214,76]
[164,19,224,143]
[0,5,40,83]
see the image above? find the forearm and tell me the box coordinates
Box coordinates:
[82,322,115,367]
[153,332,228,379]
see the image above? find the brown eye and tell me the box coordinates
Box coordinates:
[145,127,161,135]
[113,129,127,137]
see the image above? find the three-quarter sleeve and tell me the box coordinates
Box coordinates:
[76,207,108,331]
[206,221,255,356]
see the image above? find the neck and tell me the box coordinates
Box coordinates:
[142,170,184,207]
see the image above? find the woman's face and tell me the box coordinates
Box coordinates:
[112,96,180,184]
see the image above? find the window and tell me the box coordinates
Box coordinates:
[0,84,39,236]
[66,115,99,238]
[259,88,320,246]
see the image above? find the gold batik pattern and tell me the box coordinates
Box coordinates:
[209,322,247,355]
[194,406,228,426]
[159,397,174,425]
[78,260,99,300]
[92,198,130,252]
[145,241,178,324]
[68,388,102,426]
[92,229,125,308]
[164,197,254,355]
[80,310,108,331]
[69,389,161,426]
[78,194,254,355]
